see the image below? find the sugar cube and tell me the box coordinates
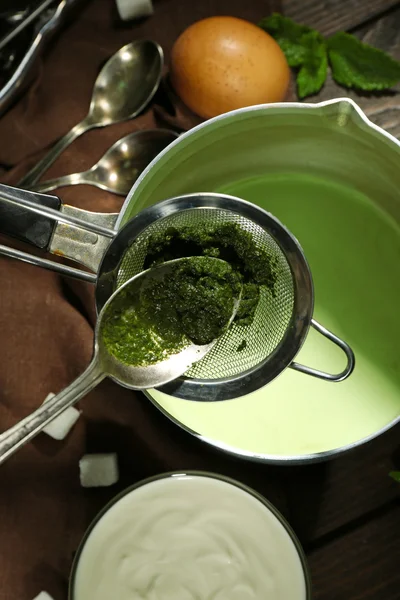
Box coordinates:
[79,453,119,488]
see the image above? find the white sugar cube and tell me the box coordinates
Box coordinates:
[32,592,55,600]
[79,453,119,488]
[116,0,154,21]
[42,393,81,440]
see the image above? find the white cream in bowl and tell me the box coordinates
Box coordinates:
[71,473,310,600]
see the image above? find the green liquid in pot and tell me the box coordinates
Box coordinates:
[150,172,400,457]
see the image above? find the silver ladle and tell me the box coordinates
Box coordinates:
[0,257,241,465]
[18,39,164,187]
[29,129,179,195]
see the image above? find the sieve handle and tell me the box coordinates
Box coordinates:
[290,319,355,382]
[0,183,116,281]
[0,183,61,249]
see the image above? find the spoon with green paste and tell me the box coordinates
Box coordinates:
[0,256,241,465]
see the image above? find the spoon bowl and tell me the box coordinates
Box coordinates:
[88,40,163,125]
[19,39,163,187]
[98,257,241,389]
[0,257,241,465]
[30,129,179,195]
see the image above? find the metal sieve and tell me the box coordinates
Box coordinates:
[96,194,355,401]
[116,207,294,380]
[0,190,354,401]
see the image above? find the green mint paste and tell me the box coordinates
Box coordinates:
[101,256,241,366]
[101,222,277,367]
[145,222,277,325]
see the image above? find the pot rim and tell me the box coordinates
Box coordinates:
[68,470,312,600]
[119,97,400,464]
[102,192,314,401]
[143,401,400,465]
[117,97,400,230]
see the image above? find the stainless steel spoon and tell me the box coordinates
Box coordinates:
[0,257,241,465]
[29,129,179,195]
[18,39,163,187]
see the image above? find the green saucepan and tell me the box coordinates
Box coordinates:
[1,98,398,464]
[117,97,400,464]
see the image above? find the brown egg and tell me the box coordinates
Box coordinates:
[170,16,290,119]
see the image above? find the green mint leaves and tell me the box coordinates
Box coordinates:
[259,14,317,67]
[390,471,400,483]
[296,32,328,98]
[328,32,400,91]
[259,14,400,99]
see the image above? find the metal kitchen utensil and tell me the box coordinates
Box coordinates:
[0,0,57,52]
[29,129,179,195]
[0,0,84,118]
[0,188,355,402]
[0,257,242,466]
[18,39,163,186]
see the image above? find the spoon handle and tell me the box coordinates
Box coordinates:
[30,172,90,193]
[18,117,93,187]
[0,357,105,466]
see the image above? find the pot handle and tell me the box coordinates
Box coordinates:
[289,319,355,382]
[0,183,61,249]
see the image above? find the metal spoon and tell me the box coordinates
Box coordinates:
[0,257,241,465]
[29,129,179,195]
[18,39,163,187]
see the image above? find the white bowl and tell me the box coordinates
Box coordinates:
[70,471,311,600]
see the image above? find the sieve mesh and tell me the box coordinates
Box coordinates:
[115,208,295,380]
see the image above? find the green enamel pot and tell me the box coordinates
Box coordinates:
[120,98,400,463]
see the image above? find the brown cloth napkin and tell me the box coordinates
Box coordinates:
[0,1,288,599]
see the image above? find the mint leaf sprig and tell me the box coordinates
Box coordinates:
[259,14,400,99]
[390,471,400,483]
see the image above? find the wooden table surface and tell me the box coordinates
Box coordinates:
[0,1,399,599]
[280,1,400,598]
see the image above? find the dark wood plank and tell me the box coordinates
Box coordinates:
[296,5,400,139]
[280,424,400,544]
[354,5,400,137]
[307,503,400,599]
[283,0,399,36]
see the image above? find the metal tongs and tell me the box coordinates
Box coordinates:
[0,0,58,53]
[0,0,82,117]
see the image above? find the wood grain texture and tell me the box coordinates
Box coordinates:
[307,503,400,599]
[281,425,400,544]
[355,5,400,137]
[283,0,400,36]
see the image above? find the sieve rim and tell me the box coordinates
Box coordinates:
[96,193,314,401]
